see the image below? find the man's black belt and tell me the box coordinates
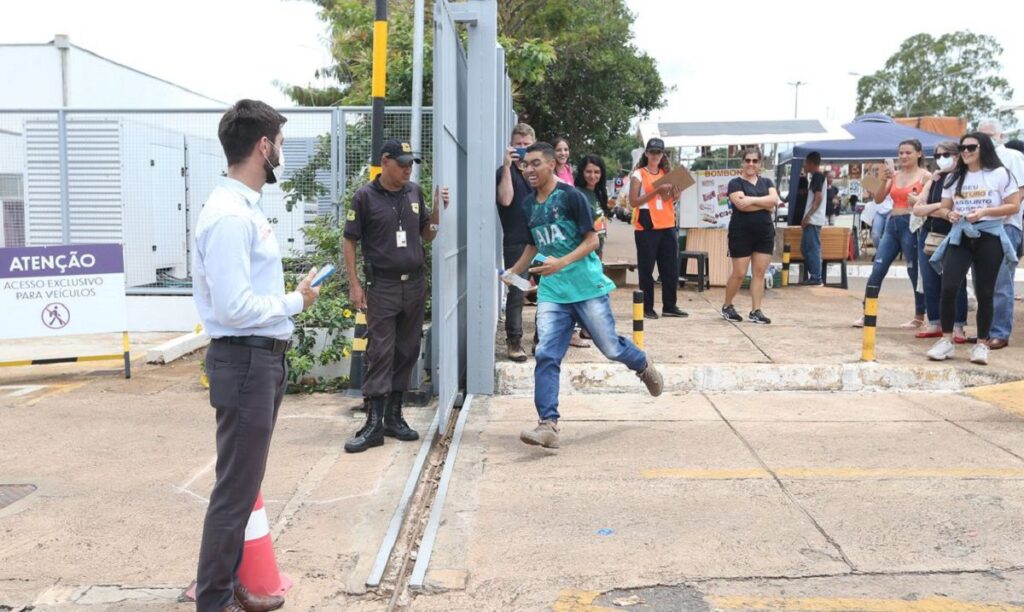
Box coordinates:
[369,267,424,282]
[214,336,291,354]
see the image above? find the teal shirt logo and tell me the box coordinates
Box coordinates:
[526,185,615,304]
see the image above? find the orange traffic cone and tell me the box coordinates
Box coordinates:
[237,491,293,596]
[183,491,292,603]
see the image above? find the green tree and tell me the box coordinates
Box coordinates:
[276,0,432,106]
[279,0,664,157]
[855,31,1015,127]
[499,0,666,153]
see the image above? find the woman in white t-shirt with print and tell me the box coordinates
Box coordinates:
[927,133,1022,365]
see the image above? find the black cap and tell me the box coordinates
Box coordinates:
[645,137,665,152]
[381,139,422,164]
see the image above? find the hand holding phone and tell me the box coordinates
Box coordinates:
[311,264,335,288]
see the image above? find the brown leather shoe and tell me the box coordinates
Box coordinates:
[987,338,1009,350]
[234,584,284,612]
[220,603,245,612]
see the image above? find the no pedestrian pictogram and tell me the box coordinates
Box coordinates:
[41,303,70,329]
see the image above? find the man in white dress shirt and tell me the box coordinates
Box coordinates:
[192,100,320,612]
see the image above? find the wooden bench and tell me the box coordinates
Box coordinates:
[778,226,851,289]
[603,262,637,288]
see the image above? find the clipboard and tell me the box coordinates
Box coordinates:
[653,166,696,193]
[860,174,883,195]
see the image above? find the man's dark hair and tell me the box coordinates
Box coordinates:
[218,99,288,166]
[1007,139,1024,154]
[806,151,822,165]
[526,141,556,160]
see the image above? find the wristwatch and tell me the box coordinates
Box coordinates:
[429,223,439,232]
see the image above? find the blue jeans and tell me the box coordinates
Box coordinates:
[866,214,925,316]
[534,295,648,422]
[871,211,889,254]
[918,228,967,327]
[801,224,822,281]
[990,224,1022,340]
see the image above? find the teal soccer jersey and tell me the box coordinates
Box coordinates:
[525,183,615,304]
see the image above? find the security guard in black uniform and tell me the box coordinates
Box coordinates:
[343,140,448,453]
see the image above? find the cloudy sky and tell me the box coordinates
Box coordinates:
[4,0,1023,123]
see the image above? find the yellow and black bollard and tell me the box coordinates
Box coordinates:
[861,284,880,361]
[632,290,644,349]
[781,244,791,287]
[345,311,370,397]
[368,0,388,180]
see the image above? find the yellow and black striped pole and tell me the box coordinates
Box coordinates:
[122,331,131,379]
[781,244,791,287]
[861,284,880,361]
[369,0,388,181]
[632,290,644,349]
[345,311,370,397]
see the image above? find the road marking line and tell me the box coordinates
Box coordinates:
[25,382,87,406]
[968,380,1024,417]
[642,467,1024,480]
[707,595,1024,611]
[0,384,46,397]
[176,455,217,494]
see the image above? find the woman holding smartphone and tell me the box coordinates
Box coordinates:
[926,133,1021,365]
[857,140,930,328]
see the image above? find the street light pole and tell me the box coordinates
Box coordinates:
[787,81,807,119]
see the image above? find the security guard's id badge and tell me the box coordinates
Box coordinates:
[396,230,407,248]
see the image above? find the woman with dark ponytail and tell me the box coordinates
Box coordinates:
[926,133,1021,365]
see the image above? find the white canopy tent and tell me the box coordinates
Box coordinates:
[638,119,853,149]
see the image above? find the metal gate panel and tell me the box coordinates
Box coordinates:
[432,0,469,428]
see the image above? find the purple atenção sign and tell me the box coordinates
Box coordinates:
[0,244,125,279]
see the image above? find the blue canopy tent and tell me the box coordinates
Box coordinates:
[779,113,950,210]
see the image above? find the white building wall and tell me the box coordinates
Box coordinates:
[67,47,223,108]
[0,46,63,108]
[0,42,224,109]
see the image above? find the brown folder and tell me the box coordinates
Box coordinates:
[653,166,697,193]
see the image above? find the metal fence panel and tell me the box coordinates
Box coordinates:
[432,0,469,424]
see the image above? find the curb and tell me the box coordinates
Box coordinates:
[145,331,210,365]
[495,361,1017,394]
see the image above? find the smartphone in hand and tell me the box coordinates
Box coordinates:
[311,264,336,288]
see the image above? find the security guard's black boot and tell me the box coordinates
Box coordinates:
[383,391,419,441]
[344,397,386,453]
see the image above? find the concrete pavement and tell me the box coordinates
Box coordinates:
[0,352,431,611]
[414,390,1024,611]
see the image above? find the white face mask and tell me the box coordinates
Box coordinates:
[263,142,285,184]
[936,155,955,171]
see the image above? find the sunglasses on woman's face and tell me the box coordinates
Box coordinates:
[935,152,954,159]
[959,144,979,153]
[743,158,760,164]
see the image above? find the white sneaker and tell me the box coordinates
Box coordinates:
[927,338,955,361]
[970,343,989,365]
[852,316,864,328]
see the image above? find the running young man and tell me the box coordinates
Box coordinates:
[503,142,664,449]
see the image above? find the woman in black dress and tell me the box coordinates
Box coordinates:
[722,147,778,324]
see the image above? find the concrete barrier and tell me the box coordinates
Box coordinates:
[495,361,1016,395]
[145,330,210,364]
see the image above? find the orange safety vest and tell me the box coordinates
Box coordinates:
[631,167,676,231]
